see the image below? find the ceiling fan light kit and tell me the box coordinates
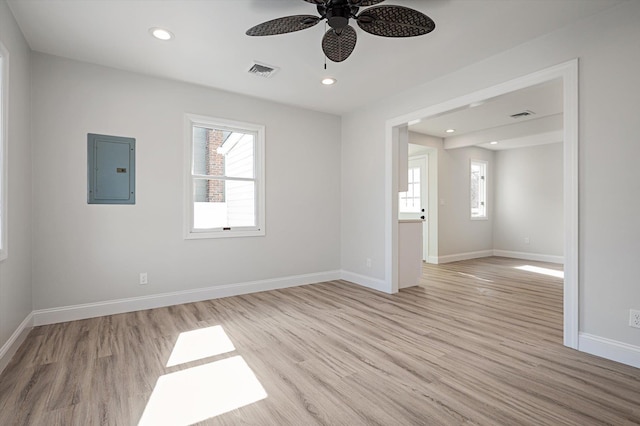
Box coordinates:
[246,0,435,63]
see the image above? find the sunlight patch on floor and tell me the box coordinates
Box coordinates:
[515,265,564,279]
[139,355,267,425]
[166,325,235,367]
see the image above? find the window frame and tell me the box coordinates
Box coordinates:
[470,159,488,221]
[0,43,8,261]
[184,113,265,239]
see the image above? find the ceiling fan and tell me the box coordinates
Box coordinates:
[246,0,436,63]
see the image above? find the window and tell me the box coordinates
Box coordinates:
[399,166,421,213]
[185,114,265,239]
[0,45,7,261]
[470,160,487,220]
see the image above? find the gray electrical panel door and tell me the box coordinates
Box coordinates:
[88,133,135,204]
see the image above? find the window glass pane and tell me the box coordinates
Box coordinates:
[193,127,228,176]
[223,133,254,179]
[193,179,255,229]
[399,197,407,212]
[471,161,487,218]
[399,166,422,213]
[192,126,254,179]
[471,171,479,209]
[194,178,225,203]
[226,180,255,227]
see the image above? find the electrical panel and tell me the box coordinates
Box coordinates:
[87,133,135,204]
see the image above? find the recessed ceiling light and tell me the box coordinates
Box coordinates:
[490,141,498,145]
[445,129,455,133]
[321,77,337,86]
[150,27,173,41]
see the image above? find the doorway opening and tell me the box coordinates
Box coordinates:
[385,60,578,349]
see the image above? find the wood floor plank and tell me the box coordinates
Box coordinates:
[0,257,639,425]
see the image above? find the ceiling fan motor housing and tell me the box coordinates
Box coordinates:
[322,1,359,31]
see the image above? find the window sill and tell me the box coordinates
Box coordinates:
[185,229,265,240]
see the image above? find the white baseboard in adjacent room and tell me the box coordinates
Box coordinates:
[32,270,341,326]
[438,250,493,264]
[492,250,564,264]
[0,313,34,375]
[579,332,640,369]
[340,270,389,294]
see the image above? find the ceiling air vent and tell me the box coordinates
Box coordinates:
[510,110,536,119]
[247,62,279,78]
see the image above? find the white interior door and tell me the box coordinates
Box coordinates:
[399,156,428,261]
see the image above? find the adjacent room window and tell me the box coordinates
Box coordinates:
[470,159,487,220]
[0,47,7,260]
[399,166,421,213]
[185,114,265,239]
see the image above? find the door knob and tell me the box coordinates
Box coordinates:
[421,216,425,220]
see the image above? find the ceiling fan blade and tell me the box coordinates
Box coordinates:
[246,15,321,36]
[357,5,435,37]
[350,0,385,6]
[322,25,357,63]
[302,0,326,3]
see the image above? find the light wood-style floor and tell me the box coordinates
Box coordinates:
[1,257,639,425]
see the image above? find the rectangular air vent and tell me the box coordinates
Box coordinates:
[248,61,279,78]
[510,110,536,118]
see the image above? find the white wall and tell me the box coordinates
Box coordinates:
[342,1,640,348]
[439,146,494,258]
[410,135,562,262]
[494,143,563,258]
[31,53,341,310]
[0,0,32,359]
[410,132,494,259]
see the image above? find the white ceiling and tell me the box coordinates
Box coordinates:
[410,78,564,151]
[410,79,563,138]
[7,0,627,115]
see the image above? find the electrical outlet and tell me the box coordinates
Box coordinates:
[139,272,148,285]
[630,309,640,329]
[366,258,372,268]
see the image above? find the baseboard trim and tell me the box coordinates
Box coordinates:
[33,270,341,326]
[340,270,389,294]
[426,256,439,264]
[493,250,564,264]
[579,332,640,369]
[436,250,564,265]
[0,312,34,375]
[438,250,493,264]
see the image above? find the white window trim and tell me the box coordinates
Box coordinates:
[470,159,488,221]
[0,43,9,261]
[183,113,265,239]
